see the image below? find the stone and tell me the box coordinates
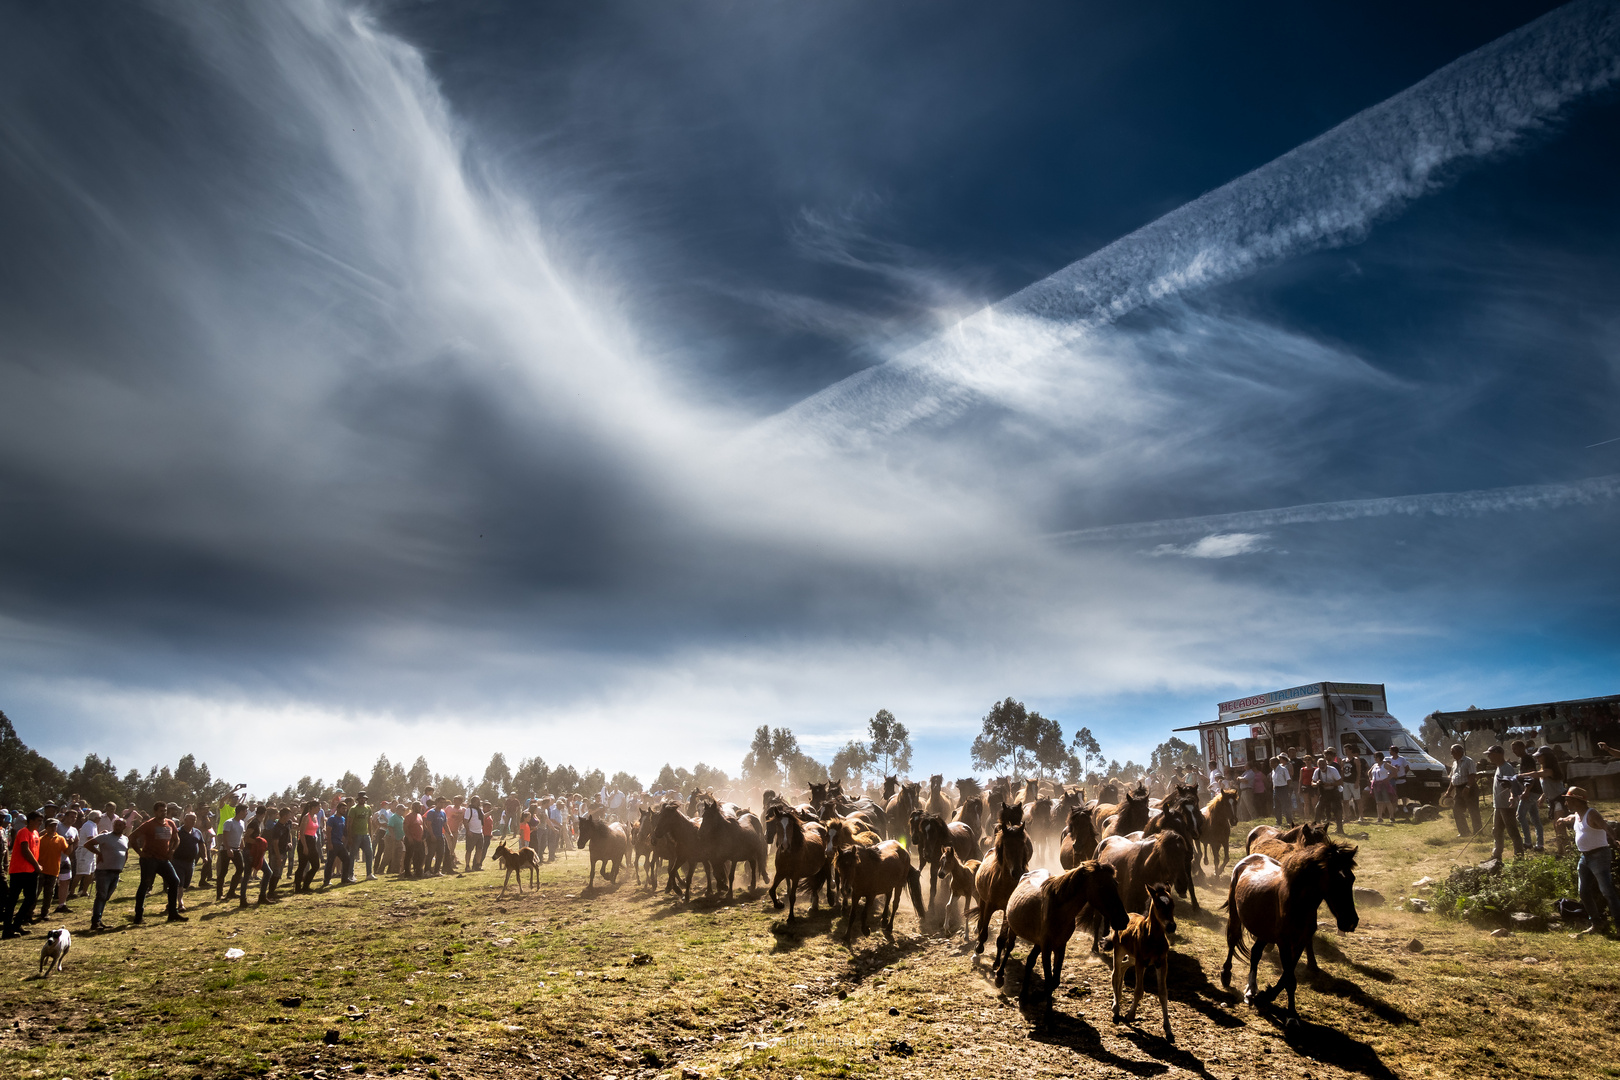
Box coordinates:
[278,996,303,1008]
[681,1069,704,1080]
[1522,956,1540,964]
[1353,887,1385,907]
[1404,938,1425,953]
[1490,928,1513,938]
[888,1006,900,1016]
[1406,898,1431,913]
[1478,858,1503,874]
[1412,876,1436,889]
[322,1029,341,1045]
[1412,805,1440,824]
[1510,912,1547,932]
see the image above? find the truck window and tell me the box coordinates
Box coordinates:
[1351,698,1374,712]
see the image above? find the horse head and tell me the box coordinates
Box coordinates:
[808,782,827,806]
[1146,882,1177,939]
[995,820,1030,876]
[827,779,844,801]
[1315,841,1360,933]
[576,813,593,848]
[998,801,1025,828]
[955,776,982,801]
[883,776,899,799]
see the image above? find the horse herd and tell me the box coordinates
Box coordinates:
[549,776,1362,1035]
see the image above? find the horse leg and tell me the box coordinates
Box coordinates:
[588,859,596,889]
[1305,933,1319,974]
[1111,949,1127,1021]
[1157,955,1173,1041]
[1018,941,1040,1000]
[1279,942,1301,1021]
[1049,941,1067,994]
[1219,941,1234,990]
[1125,950,1146,1021]
[769,867,784,910]
[974,898,992,955]
[1248,942,1268,1005]
[786,876,797,923]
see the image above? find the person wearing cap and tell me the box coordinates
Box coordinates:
[1557,786,1620,935]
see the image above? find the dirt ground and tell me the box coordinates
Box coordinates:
[2,811,1615,1080]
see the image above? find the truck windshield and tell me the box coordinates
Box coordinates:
[1358,729,1424,755]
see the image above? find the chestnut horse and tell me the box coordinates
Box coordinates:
[763,805,830,922]
[1144,784,1204,908]
[649,803,713,901]
[492,840,540,900]
[1221,840,1360,1025]
[1244,821,1330,971]
[1199,789,1242,871]
[1112,882,1177,1041]
[974,805,1031,958]
[938,848,981,935]
[1093,784,1151,839]
[576,813,630,888]
[997,861,1129,999]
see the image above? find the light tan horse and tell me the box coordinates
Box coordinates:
[1198,789,1242,871]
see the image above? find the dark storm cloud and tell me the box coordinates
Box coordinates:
[1,0,1617,786]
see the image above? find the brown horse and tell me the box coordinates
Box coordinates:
[836,841,924,943]
[575,813,630,888]
[1094,831,1192,952]
[973,805,1031,957]
[823,816,881,912]
[698,800,768,898]
[649,803,714,901]
[1243,821,1331,971]
[1023,785,1075,866]
[1093,783,1151,839]
[1144,785,1204,908]
[924,774,954,819]
[912,812,979,910]
[492,840,540,900]
[1221,840,1360,1025]
[1112,882,1177,1041]
[763,805,830,922]
[632,807,660,887]
[1199,789,1242,871]
[1059,804,1100,870]
[885,782,921,842]
[938,848,981,935]
[996,860,1129,999]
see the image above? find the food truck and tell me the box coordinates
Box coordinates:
[1176,681,1449,802]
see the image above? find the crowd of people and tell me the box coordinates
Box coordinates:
[0,782,678,941]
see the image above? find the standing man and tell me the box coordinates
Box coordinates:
[36,818,72,922]
[322,800,352,887]
[129,802,185,924]
[1387,745,1411,806]
[444,797,465,873]
[1484,745,1525,862]
[425,798,448,876]
[403,802,426,879]
[171,811,205,911]
[1511,740,1545,853]
[87,818,130,931]
[351,792,375,881]
[1557,786,1620,936]
[386,801,407,877]
[72,806,99,900]
[1,812,44,937]
[1444,743,1482,837]
[259,806,292,904]
[463,798,484,871]
[1313,755,1345,835]
[217,802,246,902]
[1270,755,1294,826]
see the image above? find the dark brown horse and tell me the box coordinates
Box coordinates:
[885,782,921,843]
[575,813,630,888]
[631,807,660,888]
[492,840,540,900]
[1093,783,1151,839]
[763,805,830,922]
[1243,821,1331,971]
[973,804,1031,957]
[996,860,1129,999]
[1145,785,1204,908]
[1199,789,1242,871]
[1094,830,1192,951]
[1059,804,1100,870]
[923,774,954,819]
[649,803,712,901]
[1221,840,1360,1025]
[835,841,924,943]
[698,800,768,898]
[912,812,979,910]
[938,848,981,936]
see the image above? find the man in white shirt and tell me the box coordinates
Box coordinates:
[1443,744,1481,837]
[1312,757,1344,835]
[1207,761,1226,793]
[1270,757,1294,825]
[73,810,99,899]
[1558,786,1620,935]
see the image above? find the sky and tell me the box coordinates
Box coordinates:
[1,0,1618,794]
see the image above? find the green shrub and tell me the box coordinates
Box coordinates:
[1431,855,1578,922]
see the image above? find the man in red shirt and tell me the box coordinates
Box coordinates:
[129,801,186,923]
[2,812,44,938]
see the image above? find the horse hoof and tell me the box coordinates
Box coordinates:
[994,974,1005,988]
[1163,1030,1174,1044]
[974,943,984,955]
[1219,969,1231,990]
[1284,1015,1302,1032]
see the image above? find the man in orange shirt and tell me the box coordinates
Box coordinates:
[129,801,186,923]
[34,819,71,924]
[1,811,44,938]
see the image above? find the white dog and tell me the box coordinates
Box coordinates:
[39,927,71,976]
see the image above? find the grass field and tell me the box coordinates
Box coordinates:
[2,807,1615,1080]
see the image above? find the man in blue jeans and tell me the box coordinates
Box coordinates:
[350,793,374,881]
[129,801,185,923]
[425,798,448,876]
[1558,786,1620,937]
[322,801,353,887]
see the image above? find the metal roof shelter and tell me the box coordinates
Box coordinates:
[1427,693,1620,738]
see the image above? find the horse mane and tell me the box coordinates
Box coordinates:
[955,777,982,800]
[1282,838,1358,875]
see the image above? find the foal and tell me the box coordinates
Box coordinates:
[938,848,980,936]
[1112,882,1177,1041]
[492,841,540,900]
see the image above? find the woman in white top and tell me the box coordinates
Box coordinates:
[1559,786,1620,935]
[1369,754,1397,824]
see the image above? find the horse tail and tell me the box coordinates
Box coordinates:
[906,867,925,916]
[1223,868,1249,961]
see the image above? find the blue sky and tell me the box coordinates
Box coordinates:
[0,0,1616,792]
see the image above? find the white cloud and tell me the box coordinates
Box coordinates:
[1151,532,1270,559]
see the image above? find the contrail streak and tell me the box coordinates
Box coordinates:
[1049,474,1620,544]
[768,0,1620,446]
